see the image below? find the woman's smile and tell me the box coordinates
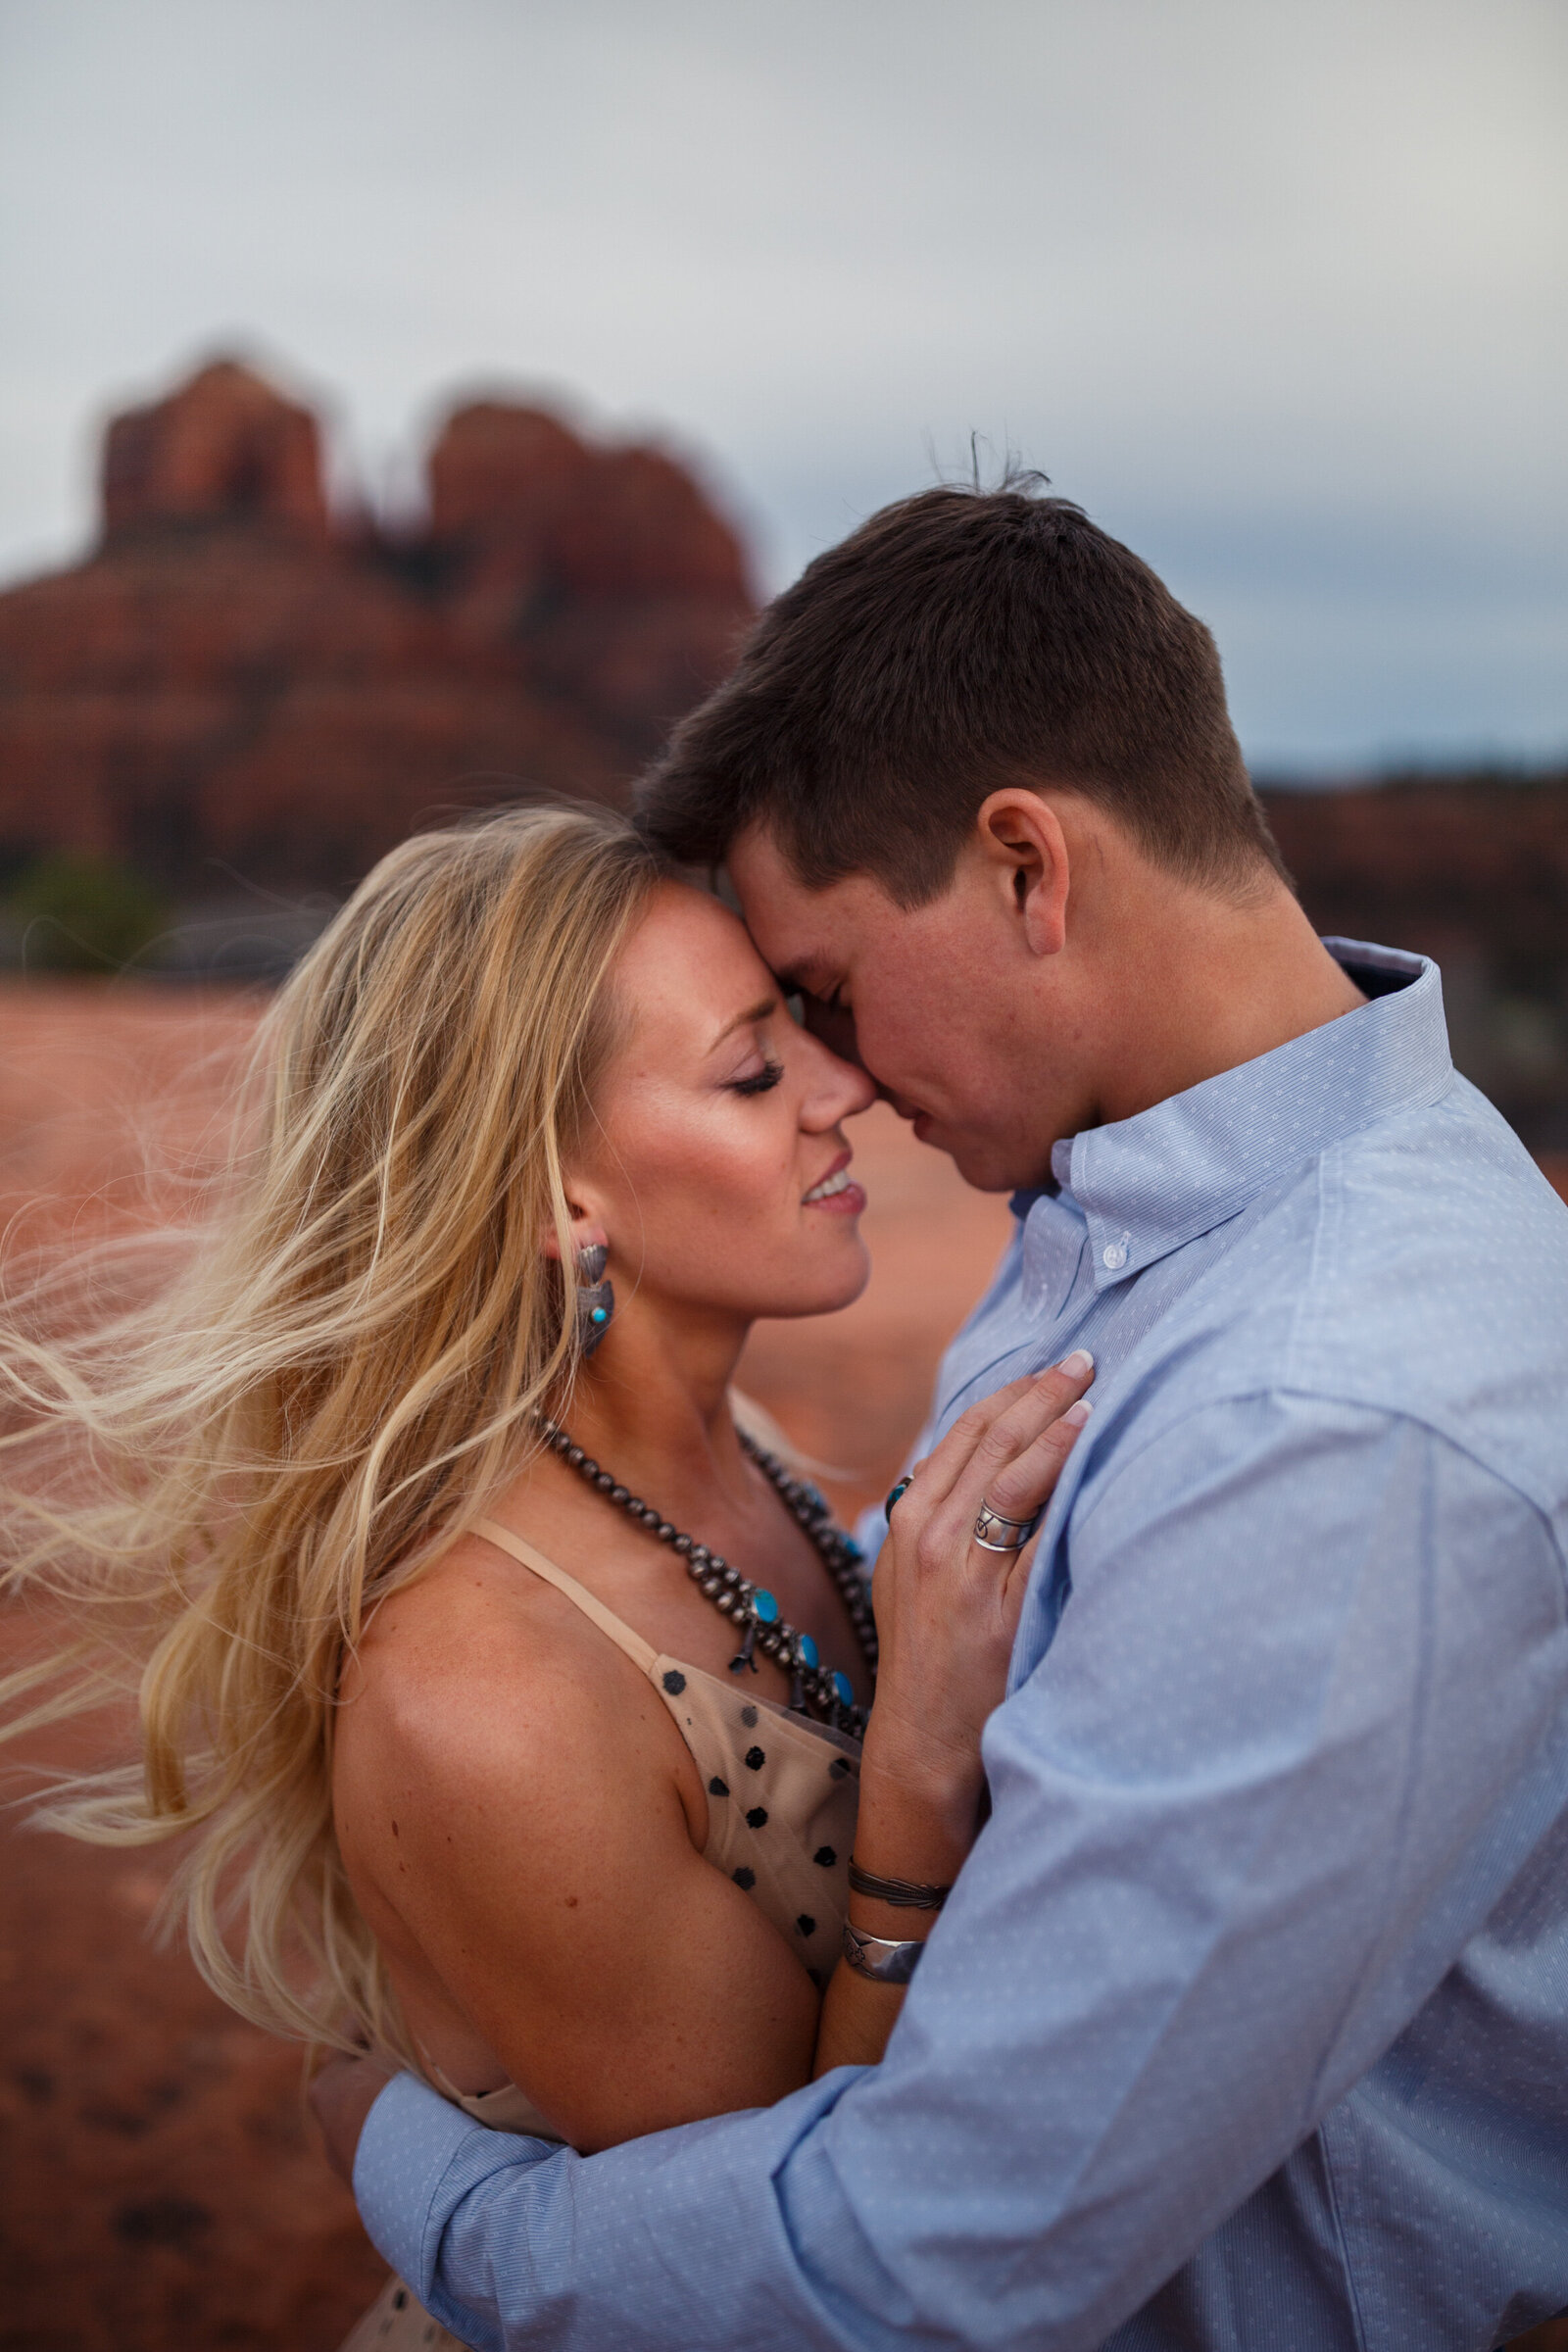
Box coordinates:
[802,1152,866,1214]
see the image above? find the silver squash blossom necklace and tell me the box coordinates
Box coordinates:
[534,1413,877,1738]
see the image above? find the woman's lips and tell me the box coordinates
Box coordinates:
[806,1178,866,1215]
[803,1159,866,1215]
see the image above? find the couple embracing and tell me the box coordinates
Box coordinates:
[10,485,1567,2350]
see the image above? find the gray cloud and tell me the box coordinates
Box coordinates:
[1,0,1562,765]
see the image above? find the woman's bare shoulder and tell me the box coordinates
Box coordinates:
[336,1528,677,1814]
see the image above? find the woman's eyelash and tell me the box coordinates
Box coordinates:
[729,1059,784,1098]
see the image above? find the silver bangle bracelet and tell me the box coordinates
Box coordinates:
[842,1920,926,1986]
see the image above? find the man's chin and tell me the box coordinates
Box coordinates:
[918,1123,1043,1197]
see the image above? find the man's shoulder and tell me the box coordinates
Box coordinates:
[1295,1076,1568,1375]
[1140,1079,1568,1506]
[1328,1072,1567,1244]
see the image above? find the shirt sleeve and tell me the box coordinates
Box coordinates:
[355,1394,1568,2352]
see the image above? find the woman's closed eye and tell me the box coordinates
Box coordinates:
[728,1058,785,1098]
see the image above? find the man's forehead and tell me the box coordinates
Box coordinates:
[727,826,861,971]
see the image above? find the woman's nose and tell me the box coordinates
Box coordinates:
[801,1036,876,1127]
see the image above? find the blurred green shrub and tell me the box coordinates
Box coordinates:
[6,853,169,973]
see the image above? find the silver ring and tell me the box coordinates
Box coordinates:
[972,1500,1040,1551]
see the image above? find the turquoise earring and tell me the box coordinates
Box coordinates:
[574,1243,614,1356]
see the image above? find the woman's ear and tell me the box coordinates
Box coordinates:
[540,1199,610,1265]
[974,789,1069,957]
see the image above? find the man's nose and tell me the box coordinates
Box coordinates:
[800,995,860,1066]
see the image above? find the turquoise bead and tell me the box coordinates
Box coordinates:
[796,1633,819,1669]
[831,1670,854,1707]
[753,1589,780,1624]
[591,1306,609,1324]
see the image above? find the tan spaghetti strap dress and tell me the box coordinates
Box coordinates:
[339,1520,862,2350]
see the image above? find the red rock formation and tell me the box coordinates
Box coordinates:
[427,402,746,597]
[1262,778,1568,973]
[0,360,755,896]
[1260,775,1568,1148]
[426,401,593,568]
[426,402,753,750]
[103,360,329,541]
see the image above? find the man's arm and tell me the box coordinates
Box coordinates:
[355,1395,1568,2352]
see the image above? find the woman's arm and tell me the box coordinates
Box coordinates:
[336,1587,824,2154]
[812,1357,1095,2073]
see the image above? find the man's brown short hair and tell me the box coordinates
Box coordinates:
[637,481,1285,906]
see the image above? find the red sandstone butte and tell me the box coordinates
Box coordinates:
[0,359,755,896]
[103,360,331,543]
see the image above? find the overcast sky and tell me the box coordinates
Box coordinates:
[1,0,1562,770]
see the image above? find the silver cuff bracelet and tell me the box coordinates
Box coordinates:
[843,1920,926,1986]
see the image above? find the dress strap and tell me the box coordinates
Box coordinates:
[470,1517,658,1676]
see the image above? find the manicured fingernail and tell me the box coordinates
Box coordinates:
[1062,1398,1093,1425]
[1058,1349,1094,1379]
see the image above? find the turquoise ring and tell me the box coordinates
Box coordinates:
[884,1475,913,1519]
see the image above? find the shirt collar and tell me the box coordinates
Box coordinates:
[1048,940,1454,1290]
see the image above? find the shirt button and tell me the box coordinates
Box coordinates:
[1102,1243,1127,1270]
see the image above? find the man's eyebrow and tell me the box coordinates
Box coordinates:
[708,996,777,1052]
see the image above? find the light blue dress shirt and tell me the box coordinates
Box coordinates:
[356,942,1568,2352]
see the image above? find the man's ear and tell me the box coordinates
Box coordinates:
[974,789,1069,956]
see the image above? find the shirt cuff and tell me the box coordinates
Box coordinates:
[354,2071,484,2287]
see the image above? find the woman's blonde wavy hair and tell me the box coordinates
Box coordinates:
[0,801,666,2062]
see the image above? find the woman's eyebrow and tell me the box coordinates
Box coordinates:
[707,995,777,1052]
